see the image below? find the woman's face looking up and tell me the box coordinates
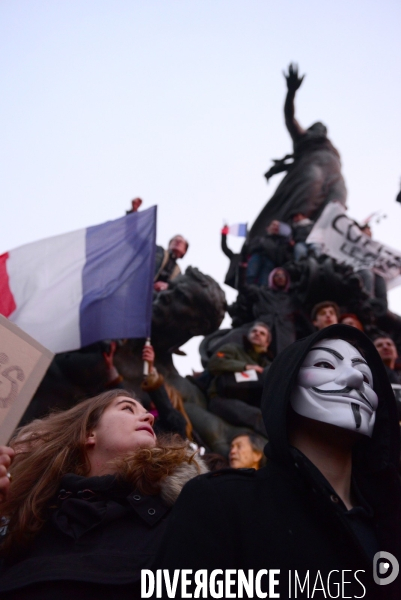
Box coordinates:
[86,396,156,476]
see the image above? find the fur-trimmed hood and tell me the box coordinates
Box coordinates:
[159,453,208,506]
[110,441,209,506]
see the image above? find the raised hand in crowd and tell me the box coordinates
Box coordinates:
[154,281,169,292]
[102,341,122,385]
[142,343,155,374]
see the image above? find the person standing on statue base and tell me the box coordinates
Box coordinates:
[156,325,401,599]
[154,235,189,292]
[291,212,321,260]
[311,300,339,330]
[206,322,271,436]
[373,335,401,384]
[245,220,292,286]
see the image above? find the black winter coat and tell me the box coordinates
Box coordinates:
[0,457,206,599]
[0,475,168,598]
[156,325,401,599]
[247,233,292,265]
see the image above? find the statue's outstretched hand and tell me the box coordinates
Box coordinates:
[284,63,305,92]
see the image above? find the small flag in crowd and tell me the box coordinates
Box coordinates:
[0,207,157,353]
[222,223,247,237]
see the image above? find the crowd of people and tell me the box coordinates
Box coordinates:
[0,195,400,599]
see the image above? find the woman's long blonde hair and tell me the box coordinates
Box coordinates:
[1,390,196,554]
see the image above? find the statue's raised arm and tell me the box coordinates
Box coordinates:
[247,63,347,238]
[284,63,306,141]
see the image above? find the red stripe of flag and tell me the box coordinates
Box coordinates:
[0,253,16,317]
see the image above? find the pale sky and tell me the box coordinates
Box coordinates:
[1,1,401,374]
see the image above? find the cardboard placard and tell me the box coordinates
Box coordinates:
[0,314,54,445]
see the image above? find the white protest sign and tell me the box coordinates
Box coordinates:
[307,203,401,289]
[0,314,53,445]
[235,369,259,382]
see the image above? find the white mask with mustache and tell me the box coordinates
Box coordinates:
[290,339,378,437]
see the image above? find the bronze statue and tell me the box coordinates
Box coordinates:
[116,266,226,404]
[151,266,226,353]
[250,63,347,238]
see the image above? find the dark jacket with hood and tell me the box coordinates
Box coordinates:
[242,267,296,355]
[247,232,292,266]
[156,325,401,599]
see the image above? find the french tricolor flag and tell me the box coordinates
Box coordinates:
[0,207,157,353]
[227,223,247,237]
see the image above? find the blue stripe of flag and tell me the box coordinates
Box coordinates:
[228,223,247,237]
[79,206,157,346]
[237,223,247,237]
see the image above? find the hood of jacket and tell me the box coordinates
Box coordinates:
[261,324,400,474]
[267,267,291,292]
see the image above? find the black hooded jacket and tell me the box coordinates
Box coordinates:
[156,325,401,599]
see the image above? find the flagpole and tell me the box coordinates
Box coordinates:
[143,337,151,375]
